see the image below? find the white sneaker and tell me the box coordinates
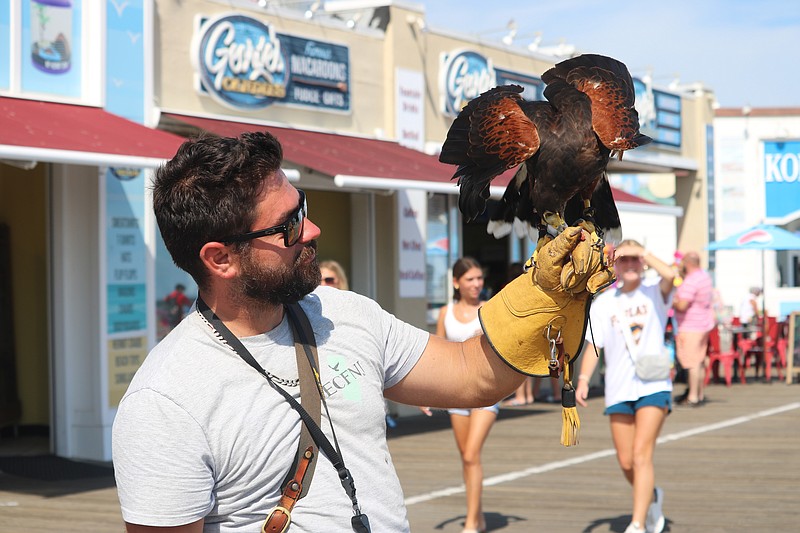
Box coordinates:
[646,486,665,533]
[624,522,645,533]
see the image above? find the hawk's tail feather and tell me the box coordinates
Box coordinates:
[456,165,502,220]
[486,168,539,241]
[563,177,621,241]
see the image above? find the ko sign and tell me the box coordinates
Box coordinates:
[764,140,800,220]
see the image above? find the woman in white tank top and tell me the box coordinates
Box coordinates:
[433,257,497,533]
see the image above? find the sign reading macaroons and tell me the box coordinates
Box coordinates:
[192,13,351,112]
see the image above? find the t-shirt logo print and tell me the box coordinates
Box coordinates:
[631,323,644,345]
[322,354,365,400]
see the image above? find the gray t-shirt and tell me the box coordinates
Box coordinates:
[112,286,429,531]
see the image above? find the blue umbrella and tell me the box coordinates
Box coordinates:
[707,223,800,251]
[707,224,800,349]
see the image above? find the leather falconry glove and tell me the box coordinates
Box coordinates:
[478,227,614,446]
[479,227,613,376]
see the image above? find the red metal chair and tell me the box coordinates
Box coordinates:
[705,327,737,387]
[736,327,757,385]
[742,316,779,382]
[774,321,789,381]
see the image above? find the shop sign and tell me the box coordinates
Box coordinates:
[439,50,565,115]
[440,49,496,116]
[395,68,425,151]
[192,13,350,112]
[398,190,427,298]
[495,68,544,101]
[764,140,800,220]
[633,78,682,149]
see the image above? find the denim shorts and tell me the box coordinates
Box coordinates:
[604,391,672,416]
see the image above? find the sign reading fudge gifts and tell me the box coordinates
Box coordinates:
[192,13,351,112]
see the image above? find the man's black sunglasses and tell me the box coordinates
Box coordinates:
[221,190,306,247]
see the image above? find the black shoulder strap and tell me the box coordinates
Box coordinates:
[196,297,368,529]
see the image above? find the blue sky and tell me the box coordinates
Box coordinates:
[419,0,800,109]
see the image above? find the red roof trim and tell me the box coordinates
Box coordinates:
[0,97,185,160]
[612,187,656,205]
[164,113,454,183]
[164,112,655,205]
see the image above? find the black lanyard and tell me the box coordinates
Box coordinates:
[196,297,371,533]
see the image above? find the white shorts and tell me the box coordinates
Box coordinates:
[447,402,500,417]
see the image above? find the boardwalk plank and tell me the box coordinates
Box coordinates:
[1,381,798,532]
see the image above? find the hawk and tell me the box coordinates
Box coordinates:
[439,54,652,253]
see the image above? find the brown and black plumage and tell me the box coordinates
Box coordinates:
[439,54,651,249]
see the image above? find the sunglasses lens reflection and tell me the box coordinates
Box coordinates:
[286,204,305,246]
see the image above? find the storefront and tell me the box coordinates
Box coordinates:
[712,108,800,318]
[0,97,186,459]
[1,0,709,460]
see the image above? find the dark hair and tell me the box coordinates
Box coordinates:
[153,131,284,288]
[452,257,481,301]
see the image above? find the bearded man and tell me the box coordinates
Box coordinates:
[112,131,610,533]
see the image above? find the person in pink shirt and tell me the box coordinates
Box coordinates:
[672,252,716,406]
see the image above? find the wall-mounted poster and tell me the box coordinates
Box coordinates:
[0,4,9,89]
[398,190,427,298]
[21,0,82,97]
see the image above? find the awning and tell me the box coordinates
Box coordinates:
[161,112,676,216]
[609,149,699,173]
[0,97,186,168]
[163,112,465,194]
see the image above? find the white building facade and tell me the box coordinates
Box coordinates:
[712,108,800,319]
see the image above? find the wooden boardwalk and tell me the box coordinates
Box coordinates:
[1,379,799,532]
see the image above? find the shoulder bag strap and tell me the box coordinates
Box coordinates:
[283,303,321,498]
[195,297,370,532]
[615,294,640,364]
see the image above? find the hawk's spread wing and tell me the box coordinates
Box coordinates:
[439,85,540,220]
[543,54,651,152]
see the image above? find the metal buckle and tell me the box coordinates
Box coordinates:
[262,506,291,533]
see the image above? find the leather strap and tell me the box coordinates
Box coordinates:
[196,297,369,532]
[262,304,321,532]
[262,446,315,533]
[283,303,321,498]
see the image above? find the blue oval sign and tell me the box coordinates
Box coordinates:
[440,50,496,116]
[193,14,289,110]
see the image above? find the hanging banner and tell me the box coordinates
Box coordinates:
[104,166,148,407]
[398,190,426,298]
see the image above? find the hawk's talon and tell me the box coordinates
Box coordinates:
[574,218,597,236]
[542,211,568,236]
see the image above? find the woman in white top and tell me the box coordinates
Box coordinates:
[738,286,761,327]
[576,240,675,533]
[434,257,496,533]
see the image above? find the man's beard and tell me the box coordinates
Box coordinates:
[234,242,320,307]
